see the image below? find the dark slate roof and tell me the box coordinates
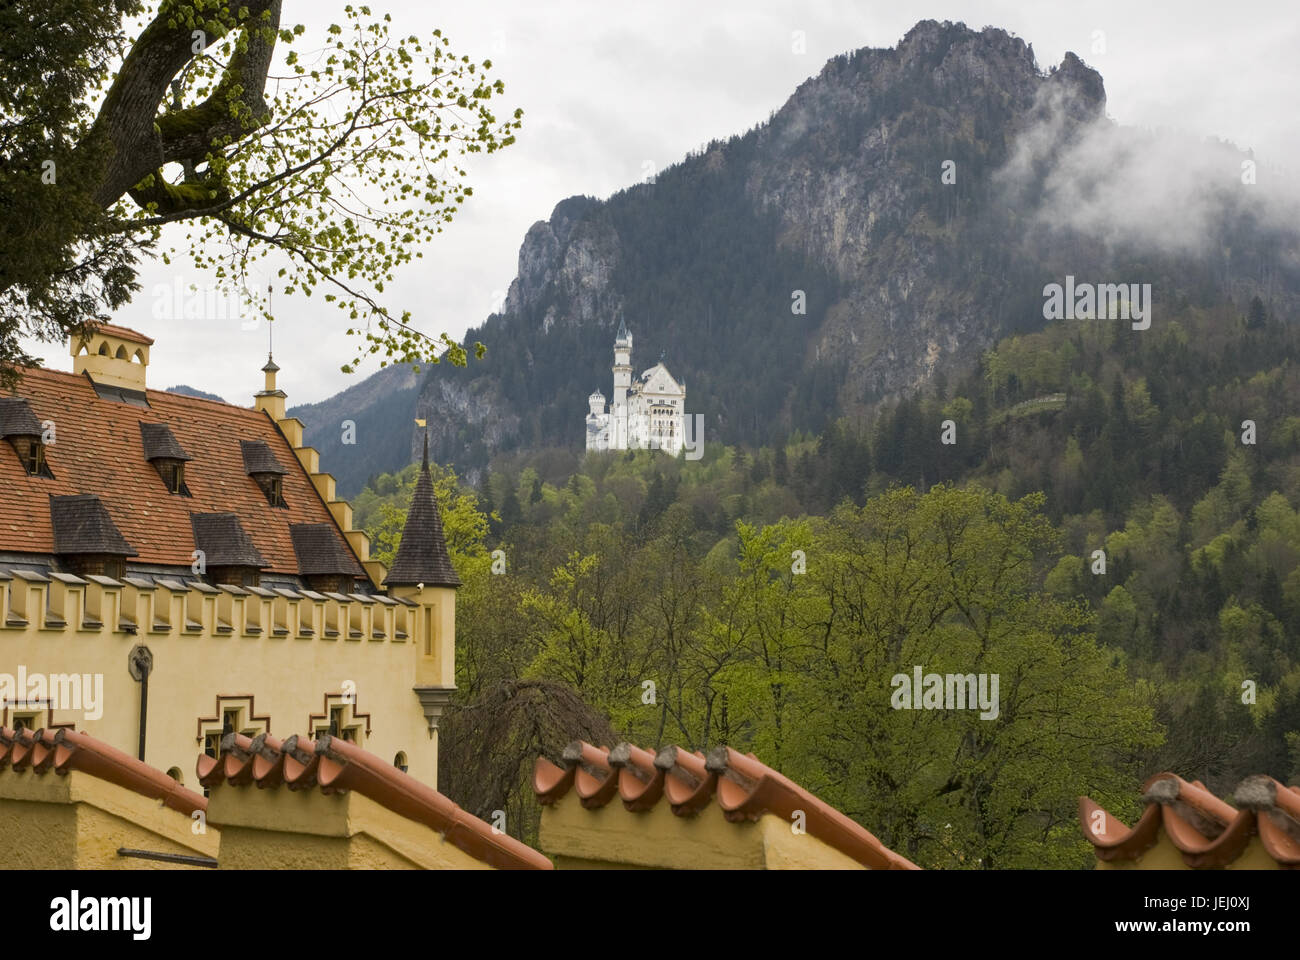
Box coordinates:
[49,494,138,557]
[240,439,286,475]
[139,421,192,461]
[190,513,268,568]
[90,380,150,408]
[616,318,630,342]
[383,444,461,588]
[289,522,365,578]
[0,398,43,437]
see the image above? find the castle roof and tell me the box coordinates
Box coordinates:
[383,438,461,588]
[1,366,362,577]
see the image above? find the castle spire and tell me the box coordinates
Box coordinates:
[384,419,460,588]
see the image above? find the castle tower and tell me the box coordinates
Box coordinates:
[383,432,462,779]
[612,319,632,448]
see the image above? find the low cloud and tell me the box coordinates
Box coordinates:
[997,84,1300,257]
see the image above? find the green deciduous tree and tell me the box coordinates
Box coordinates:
[1,0,521,385]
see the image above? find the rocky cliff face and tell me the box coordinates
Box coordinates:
[302,19,1297,479]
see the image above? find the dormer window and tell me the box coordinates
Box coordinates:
[0,398,54,479]
[140,422,192,496]
[49,493,138,578]
[158,459,188,494]
[261,474,286,508]
[240,439,288,509]
[13,435,54,478]
[190,513,268,587]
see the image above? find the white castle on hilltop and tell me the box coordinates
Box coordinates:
[585,320,686,456]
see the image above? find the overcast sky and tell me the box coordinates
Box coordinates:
[25,0,1300,405]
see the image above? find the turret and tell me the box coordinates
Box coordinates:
[254,355,286,420]
[384,431,461,752]
[71,324,152,396]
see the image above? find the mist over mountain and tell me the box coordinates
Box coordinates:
[301,19,1300,493]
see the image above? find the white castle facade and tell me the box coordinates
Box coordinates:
[586,320,686,456]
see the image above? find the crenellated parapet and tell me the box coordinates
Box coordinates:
[0,568,417,643]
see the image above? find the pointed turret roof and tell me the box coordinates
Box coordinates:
[615,318,630,343]
[383,434,461,588]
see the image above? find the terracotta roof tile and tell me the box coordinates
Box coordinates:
[0,726,206,817]
[534,740,919,870]
[200,732,552,870]
[1080,771,1300,868]
[86,323,154,346]
[1,366,358,575]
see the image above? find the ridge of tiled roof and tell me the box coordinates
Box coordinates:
[199,732,552,870]
[0,397,43,437]
[139,421,191,461]
[1080,771,1300,868]
[49,493,138,557]
[533,739,920,870]
[0,367,357,574]
[240,438,287,475]
[0,726,206,816]
[86,323,154,346]
[383,443,460,588]
[289,522,366,577]
[191,512,268,568]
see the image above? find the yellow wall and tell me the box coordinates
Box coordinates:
[208,785,491,869]
[539,794,866,870]
[0,769,218,868]
[1,573,440,788]
[1094,827,1283,870]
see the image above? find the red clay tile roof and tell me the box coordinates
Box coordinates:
[1080,772,1300,868]
[0,366,359,576]
[534,740,920,870]
[85,323,155,346]
[0,726,206,817]
[199,732,552,870]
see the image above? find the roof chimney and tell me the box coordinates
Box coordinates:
[71,324,152,395]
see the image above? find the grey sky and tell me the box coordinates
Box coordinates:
[24,0,1300,405]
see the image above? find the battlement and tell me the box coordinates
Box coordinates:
[0,568,417,643]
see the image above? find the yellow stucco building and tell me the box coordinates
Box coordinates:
[0,324,456,790]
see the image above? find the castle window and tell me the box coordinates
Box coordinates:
[394,752,408,773]
[159,460,189,495]
[191,513,268,587]
[0,398,54,479]
[198,698,269,757]
[310,696,367,746]
[13,436,54,478]
[240,440,288,509]
[11,712,42,733]
[258,474,287,509]
[140,422,193,496]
